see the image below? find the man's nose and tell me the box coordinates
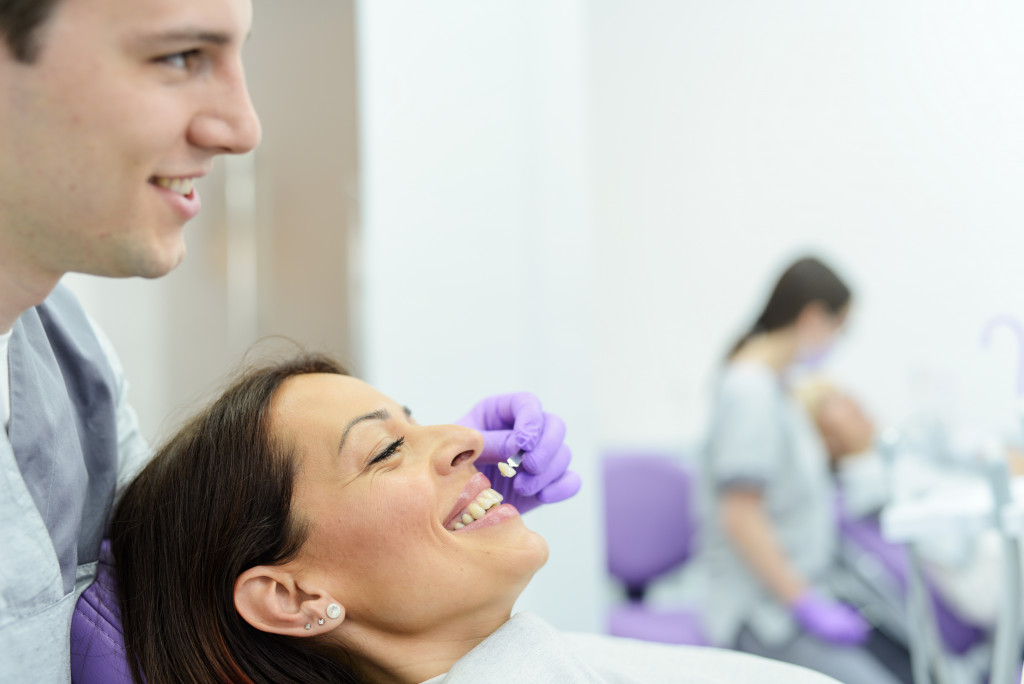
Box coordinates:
[188,63,262,155]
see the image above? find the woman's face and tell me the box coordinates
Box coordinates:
[795,302,850,366]
[270,373,548,635]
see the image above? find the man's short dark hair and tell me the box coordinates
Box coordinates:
[0,0,62,63]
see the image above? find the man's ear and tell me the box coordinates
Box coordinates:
[234,566,345,636]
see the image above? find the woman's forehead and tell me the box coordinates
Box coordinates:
[272,374,388,421]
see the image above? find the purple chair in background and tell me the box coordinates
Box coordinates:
[70,539,133,684]
[603,452,709,646]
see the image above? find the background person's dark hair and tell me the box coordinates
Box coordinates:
[728,256,852,358]
[111,353,364,684]
[0,0,61,62]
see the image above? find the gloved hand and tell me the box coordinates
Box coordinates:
[790,591,870,645]
[457,392,581,515]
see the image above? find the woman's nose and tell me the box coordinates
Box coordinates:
[431,425,484,474]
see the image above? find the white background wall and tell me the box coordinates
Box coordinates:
[590,0,1024,455]
[68,0,1024,635]
[355,0,602,632]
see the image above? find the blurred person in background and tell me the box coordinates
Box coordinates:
[0,0,577,680]
[689,256,912,684]
[801,377,1022,632]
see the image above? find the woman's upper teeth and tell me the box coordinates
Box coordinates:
[154,177,195,196]
[450,488,503,530]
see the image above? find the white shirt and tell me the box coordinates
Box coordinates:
[0,328,11,432]
[421,612,841,683]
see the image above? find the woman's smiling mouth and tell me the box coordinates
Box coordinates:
[447,488,503,531]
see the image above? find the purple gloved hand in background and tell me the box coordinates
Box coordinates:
[790,591,871,645]
[457,392,581,515]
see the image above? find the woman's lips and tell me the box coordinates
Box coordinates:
[443,472,492,529]
[453,502,519,532]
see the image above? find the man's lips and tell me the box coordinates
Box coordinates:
[149,176,197,197]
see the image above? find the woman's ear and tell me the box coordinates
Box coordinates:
[234,566,345,636]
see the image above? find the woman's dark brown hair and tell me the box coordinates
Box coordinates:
[111,353,362,684]
[728,256,852,358]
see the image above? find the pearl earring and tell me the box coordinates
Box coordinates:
[326,603,342,619]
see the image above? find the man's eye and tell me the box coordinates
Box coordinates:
[159,50,201,70]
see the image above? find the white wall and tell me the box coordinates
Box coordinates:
[356,0,602,632]
[590,0,1024,455]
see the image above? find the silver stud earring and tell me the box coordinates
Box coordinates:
[326,603,342,619]
[304,623,311,630]
[318,618,325,625]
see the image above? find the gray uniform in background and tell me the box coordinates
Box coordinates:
[691,361,905,684]
[695,361,836,647]
[0,284,149,682]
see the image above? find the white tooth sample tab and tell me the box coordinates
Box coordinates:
[497,462,516,478]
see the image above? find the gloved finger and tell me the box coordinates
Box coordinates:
[517,412,566,474]
[459,393,544,444]
[514,443,571,497]
[474,429,520,465]
[535,469,582,504]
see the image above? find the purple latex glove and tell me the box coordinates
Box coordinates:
[790,591,870,645]
[456,392,582,515]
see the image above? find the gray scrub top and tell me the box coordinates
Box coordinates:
[693,362,837,648]
[0,284,149,682]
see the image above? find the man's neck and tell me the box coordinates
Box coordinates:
[0,259,61,333]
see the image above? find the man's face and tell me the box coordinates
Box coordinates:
[0,0,260,282]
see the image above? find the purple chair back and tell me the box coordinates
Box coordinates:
[838,511,986,655]
[70,539,134,683]
[603,453,698,595]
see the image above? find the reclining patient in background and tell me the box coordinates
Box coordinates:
[799,378,1022,631]
[108,353,841,684]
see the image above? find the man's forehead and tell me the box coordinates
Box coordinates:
[55,0,252,39]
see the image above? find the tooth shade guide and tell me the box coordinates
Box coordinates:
[497,462,516,478]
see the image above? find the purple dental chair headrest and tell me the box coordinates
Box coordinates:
[70,539,133,683]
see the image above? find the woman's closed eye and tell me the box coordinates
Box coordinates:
[371,437,405,465]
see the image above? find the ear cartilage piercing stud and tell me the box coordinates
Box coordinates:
[318,618,325,625]
[326,603,342,619]
[304,623,311,630]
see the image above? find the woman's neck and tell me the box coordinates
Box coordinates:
[337,604,514,684]
[731,329,798,373]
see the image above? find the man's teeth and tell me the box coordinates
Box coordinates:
[154,177,195,196]
[451,488,503,530]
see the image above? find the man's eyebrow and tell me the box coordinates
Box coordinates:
[338,408,391,453]
[135,29,237,48]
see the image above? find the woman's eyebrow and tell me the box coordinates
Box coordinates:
[338,408,390,453]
